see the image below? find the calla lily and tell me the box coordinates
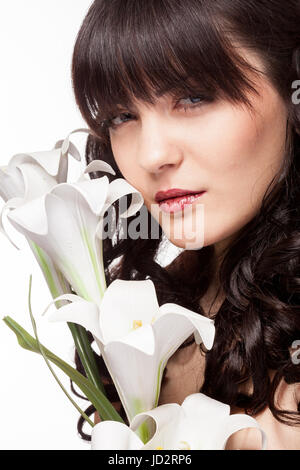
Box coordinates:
[0,128,109,305]
[2,128,143,399]
[1,128,134,398]
[91,392,267,450]
[0,128,89,302]
[0,127,87,205]
[44,279,215,439]
[7,175,144,305]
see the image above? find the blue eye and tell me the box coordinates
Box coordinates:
[177,95,207,112]
[105,95,208,130]
[180,96,204,105]
[109,112,134,128]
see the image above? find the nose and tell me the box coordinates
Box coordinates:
[136,114,183,174]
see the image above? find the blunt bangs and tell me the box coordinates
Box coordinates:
[72,0,262,140]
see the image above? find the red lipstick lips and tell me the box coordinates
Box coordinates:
[155,188,205,203]
[155,188,206,213]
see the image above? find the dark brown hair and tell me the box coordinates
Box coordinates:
[71,0,300,441]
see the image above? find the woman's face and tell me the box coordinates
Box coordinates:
[108,48,289,252]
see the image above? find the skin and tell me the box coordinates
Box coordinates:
[108,48,288,256]
[104,48,300,449]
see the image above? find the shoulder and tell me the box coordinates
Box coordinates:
[226,380,300,450]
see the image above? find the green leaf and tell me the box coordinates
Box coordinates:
[67,322,106,396]
[3,315,124,424]
[27,275,94,428]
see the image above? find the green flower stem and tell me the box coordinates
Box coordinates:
[27,276,94,428]
[67,322,106,396]
[3,315,124,423]
[30,241,107,412]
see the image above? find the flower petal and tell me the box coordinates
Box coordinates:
[131,403,180,431]
[176,393,231,449]
[41,293,81,315]
[99,279,160,343]
[0,166,25,201]
[84,160,116,177]
[147,311,214,409]
[158,303,215,350]
[182,392,229,418]
[60,128,90,160]
[8,194,48,235]
[54,140,81,162]
[91,421,144,450]
[28,241,71,308]
[150,314,198,387]
[0,197,24,249]
[133,393,265,450]
[55,128,91,183]
[17,162,57,202]
[8,179,110,303]
[102,179,144,218]
[106,324,156,355]
[50,176,110,216]
[217,414,267,450]
[46,297,103,341]
[131,404,182,450]
[10,148,64,178]
[103,327,158,423]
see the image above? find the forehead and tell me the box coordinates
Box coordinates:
[118,51,268,110]
[235,47,286,107]
[122,46,267,106]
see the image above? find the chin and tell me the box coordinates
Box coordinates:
[163,232,206,251]
[153,203,207,250]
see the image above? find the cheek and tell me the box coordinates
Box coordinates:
[110,137,137,182]
[110,137,150,210]
[191,100,287,246]
[196,100,286,197]
[201,108,264,173]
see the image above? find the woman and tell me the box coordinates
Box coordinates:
[71,0,300,449]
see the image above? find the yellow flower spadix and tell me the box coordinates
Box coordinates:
[133,320,143,330]
[178,441,191,450]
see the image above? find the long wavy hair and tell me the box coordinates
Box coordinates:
[70,0,300,440]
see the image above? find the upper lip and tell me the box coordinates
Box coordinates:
[155,188,205,203]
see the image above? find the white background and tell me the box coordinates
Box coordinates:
[0,0,96,450]
[0,0,182,450]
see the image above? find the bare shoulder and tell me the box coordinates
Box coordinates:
[226,381,300,450]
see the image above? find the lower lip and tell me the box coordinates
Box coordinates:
[158,192,206,213]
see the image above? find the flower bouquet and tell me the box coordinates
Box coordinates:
[1,129,267,450]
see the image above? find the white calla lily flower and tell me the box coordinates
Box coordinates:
[91,421,144,450]
[0,128,91,302]
[0,128,87,205]
[45,279,215,438]
[91,393,267,450]
[7,177,144,305]
[0,128,113,304]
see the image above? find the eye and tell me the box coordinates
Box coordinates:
[176,95,208,111]
[108,112,135,129]
[105,95,210,130]
[101,111,136,131]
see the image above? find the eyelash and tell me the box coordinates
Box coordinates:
[103,95,210,130]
